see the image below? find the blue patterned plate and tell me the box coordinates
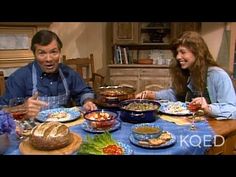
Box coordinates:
[159,101,192,116]
[36,107,81,123]
[81,120,121,133]
[117,141,133,155]
[129,131,176,149]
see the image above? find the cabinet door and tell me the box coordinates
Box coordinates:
[140,68,171,91]
[109,68,139,92]
[110,76,138,91]
[140,77,171,91]
[171,22,201,39]
[113,22,139,44]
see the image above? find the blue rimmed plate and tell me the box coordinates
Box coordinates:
[81,120,121,133]
[36,107,81,123]
[129,131,176,149]
[117,141,133,155]
[159,101,192,116]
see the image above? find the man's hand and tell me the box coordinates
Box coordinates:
[83,99,97,112]
[24,92,48,119]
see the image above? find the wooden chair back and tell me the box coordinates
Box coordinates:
[62,54,104,91]
[0,71,6,96]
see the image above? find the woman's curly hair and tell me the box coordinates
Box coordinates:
[170,31,219,97]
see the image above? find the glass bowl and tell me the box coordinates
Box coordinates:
[131,123,163,141]
[84,110,118,130]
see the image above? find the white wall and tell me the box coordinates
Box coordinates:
[201,22,225,60]
[49,22,109,76]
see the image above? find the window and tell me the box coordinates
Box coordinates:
[0,23,50,68]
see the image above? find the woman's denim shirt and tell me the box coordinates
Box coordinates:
[156,67,236,119]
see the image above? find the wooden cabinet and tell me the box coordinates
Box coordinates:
[171,22,201,39]
[113,22,139,44]
[113,22,201,45]
[110,22,200,92]
[113,22,173,45]
[112,22,198,65]
[108,64,171,93]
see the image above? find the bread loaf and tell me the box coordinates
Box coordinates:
[29,122,72,150]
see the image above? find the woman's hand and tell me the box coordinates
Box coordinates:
[135,90,156,99]
[83,100,97,112]
[191,97,212,115]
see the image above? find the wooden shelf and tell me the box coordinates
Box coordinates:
[114,44,171,50]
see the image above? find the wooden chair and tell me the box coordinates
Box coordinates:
[62,54,105,91]
[0,71,6,96]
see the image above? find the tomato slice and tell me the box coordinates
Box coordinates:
[102,144,123,155]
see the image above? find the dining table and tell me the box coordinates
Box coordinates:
[4,106,236,155]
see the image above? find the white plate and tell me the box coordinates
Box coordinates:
[159,101,192,116]
[36,107,81,123]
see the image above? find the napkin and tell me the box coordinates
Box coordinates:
[160,115,206,125]
[159,115,191,125]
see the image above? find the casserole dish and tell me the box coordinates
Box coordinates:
[96,85,136,108]
[119,99,160,123]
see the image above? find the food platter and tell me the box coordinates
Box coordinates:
[81,120,121,133]
[36,107,81,123]
[129,131,176,149]
[78,132,133,155]
[159,101,192,116]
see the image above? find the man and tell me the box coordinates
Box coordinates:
[0,30,97,118]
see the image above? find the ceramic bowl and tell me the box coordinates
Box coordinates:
[131,123,162,141]
[84,110,118,130]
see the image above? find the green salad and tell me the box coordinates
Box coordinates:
[78,131,123,155]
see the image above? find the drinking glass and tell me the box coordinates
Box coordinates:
[9,97,38,139]
[8,97,27,138]
[187,91,203,130]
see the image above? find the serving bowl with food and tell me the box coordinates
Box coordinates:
[119,99,160,123]
[131,123,163,141]
[83,110,118,130]
[95,85,136,108]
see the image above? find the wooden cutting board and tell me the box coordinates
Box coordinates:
[19,132,82,155]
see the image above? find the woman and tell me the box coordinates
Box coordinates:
[136,31,236,119]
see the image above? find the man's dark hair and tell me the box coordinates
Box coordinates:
[31,30,63,53]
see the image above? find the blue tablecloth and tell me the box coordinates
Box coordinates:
[4,115,215,155]
[71,118,216,155]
